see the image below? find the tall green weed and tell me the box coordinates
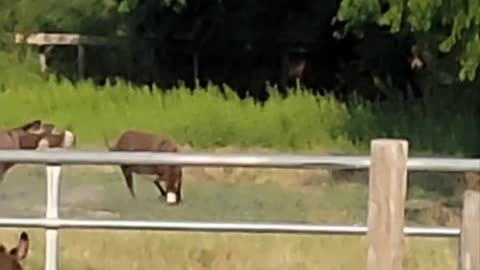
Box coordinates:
[0,79,356,152]
[345,89,480,156]
[0,74,479,156]
[0,50,44,90]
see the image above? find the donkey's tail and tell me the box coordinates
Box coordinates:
[102,132,113,151]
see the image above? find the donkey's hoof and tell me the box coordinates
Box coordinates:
[166,192,178,204]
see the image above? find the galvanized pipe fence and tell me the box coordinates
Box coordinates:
[0,138,478,270]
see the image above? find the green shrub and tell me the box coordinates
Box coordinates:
[0,50,44,91]
[0,66,479,156]
[345,89,480,156]
[0,79,357,151]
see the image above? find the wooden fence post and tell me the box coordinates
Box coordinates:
[460,190,480,270]
[367,139,409,270]
[193,51,199,84]
[77,44,85,79]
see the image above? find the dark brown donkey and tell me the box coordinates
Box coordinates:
[104,130,183,205]
[0,120,76,182]
[0,231,30,270]
[0,120,44,181]
[18,123,76,150]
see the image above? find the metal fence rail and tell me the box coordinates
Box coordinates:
[0,150,479,171]
[0,218,461,237]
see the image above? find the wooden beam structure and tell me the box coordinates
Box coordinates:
[14,32,123,79]
[14,33,122,46]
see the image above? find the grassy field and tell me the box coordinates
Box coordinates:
[0,75,479,156]
[0,162,465,270]
[0,229,459,270]
[0,55,476,269]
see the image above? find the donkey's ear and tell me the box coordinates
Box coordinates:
[10,232,29,261]
[17,120,42,132]
[0,244,6,253]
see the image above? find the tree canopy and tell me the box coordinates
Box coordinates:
[1,0,479,99]
[337,0,480,81]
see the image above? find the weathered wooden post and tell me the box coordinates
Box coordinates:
[367,139,409,270]
[280,50,289,91]
[77,44,85,79]
[459,190,480,270]
[39,47,48,73]
[193,51,199,85]
[38,45,54,74]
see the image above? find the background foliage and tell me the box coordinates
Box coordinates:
[0,0,479,157]
[1,78,479,157]
[0,3,477,266]
[3,0,474,99]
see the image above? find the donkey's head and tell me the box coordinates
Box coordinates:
[0,232,30,270]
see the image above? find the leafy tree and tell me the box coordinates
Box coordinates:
[336,0,480,82]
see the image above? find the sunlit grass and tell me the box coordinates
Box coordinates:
[0,229,458,270]
[1,75,478,156]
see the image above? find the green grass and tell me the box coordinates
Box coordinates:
[2,32,480,157]
[0,64,479,156]
[0,165,369,224]
[0,41,476,270]
[0,165,462,270]
[0,78,357,152]
[0,229,459,270]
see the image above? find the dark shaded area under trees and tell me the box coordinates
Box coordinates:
[3,0,480,104]
[99,0,426,102]
[1,0,433,102]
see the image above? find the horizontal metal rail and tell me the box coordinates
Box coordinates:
[0,150,478,172]
[0,150,369,169]
[0,218,461,238]
[408,157,480,172]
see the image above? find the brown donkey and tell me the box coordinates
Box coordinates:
[104,130,183,205]
[0,120,44,181]
[0,120,76,182]
[0,231,30,270]
[18,123,76,150]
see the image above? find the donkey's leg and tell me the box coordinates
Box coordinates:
[153,179,167,197]
[165,167,181,205]
[121,166,136,199]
